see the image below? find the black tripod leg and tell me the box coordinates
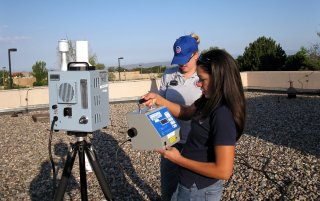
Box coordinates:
[54,145,77,201]
[78,141,88,201]
[85,143,113,201]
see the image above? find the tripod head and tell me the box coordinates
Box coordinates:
[67,131,91,141]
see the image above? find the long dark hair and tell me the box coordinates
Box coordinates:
[196,49,246,140]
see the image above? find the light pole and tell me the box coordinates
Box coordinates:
[139,64,142,74]
[118,57,124,81]
[2,67,6,87]
[8,48,17,89]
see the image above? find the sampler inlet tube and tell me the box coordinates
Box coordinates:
[76,41,89,64]
[58,39,69,71]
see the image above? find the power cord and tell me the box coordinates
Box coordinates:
[49,116,58,196]
[115,138,131,193]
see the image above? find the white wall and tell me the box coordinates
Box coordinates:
[0,71,319,112]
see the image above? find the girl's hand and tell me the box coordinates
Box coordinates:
[155,146,182,164]
[141,92,158,107]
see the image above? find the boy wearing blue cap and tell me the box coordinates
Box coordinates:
[158,33,202,201]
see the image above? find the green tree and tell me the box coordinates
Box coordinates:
[32,61,48,86]
[89,54,105,70]
[116,67,127,72]
[107,67,116,81]
[108,67,116,72]
[236,55,245,71]
[305,32,320,70]
[239,36,286,71]
[0,71,4,87]
[1,70,8,88]
[108,72,116,81]
[284,47,308,71]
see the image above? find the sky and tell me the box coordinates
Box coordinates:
[0,0,319,72]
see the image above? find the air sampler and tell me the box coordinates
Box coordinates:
[48,40,109,132]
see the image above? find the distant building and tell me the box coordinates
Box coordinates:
[12,72,36,87]
[110,71,160,81]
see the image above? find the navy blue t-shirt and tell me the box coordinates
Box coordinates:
[179,104,237,189]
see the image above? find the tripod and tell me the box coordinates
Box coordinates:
[54,132,113,201]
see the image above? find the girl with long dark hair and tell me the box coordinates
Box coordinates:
[142,49,246,200]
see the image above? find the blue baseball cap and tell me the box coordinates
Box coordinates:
[171,35,198,65]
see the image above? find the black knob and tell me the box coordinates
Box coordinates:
[127,127,138,138]
[138,98,147,104]
[79,116,88,124]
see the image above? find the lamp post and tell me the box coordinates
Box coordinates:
[118,57,124,81]
[8,48,17,89]
[2,67,6,87]
[139,64,142,74]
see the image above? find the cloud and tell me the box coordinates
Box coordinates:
[0,36,32,43]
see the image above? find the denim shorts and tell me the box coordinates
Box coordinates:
[160,143,184,201]
[171,180,224,201]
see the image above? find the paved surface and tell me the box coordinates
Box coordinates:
[0,92,319,200]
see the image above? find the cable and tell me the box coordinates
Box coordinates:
[138,103,141,113]
[49,116,58,196]
[116,139,131,193]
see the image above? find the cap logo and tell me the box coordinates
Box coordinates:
[175,46,181,54]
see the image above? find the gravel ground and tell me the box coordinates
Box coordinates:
[0,92,319,201]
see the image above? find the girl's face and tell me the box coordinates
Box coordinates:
[179,52,199,74]
[196,65,212,98]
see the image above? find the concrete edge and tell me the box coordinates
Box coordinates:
[244,87,320,95]
[1,89,319,116]
[0,97,142,115]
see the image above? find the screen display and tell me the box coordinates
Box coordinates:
[160,118,168,125]
[147,107,180,137]
[50,74,60,81]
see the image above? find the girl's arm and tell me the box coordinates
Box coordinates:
[142,92,196,120]
[157,145,235,180]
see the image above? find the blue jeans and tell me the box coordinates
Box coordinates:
[160,143,183,201]
[171,180,224,201]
